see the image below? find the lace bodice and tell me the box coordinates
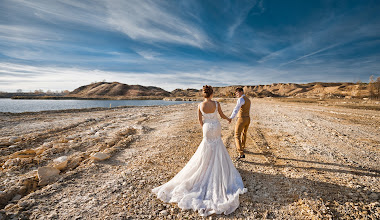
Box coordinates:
[199,101,219,122]
[199,101,222,142]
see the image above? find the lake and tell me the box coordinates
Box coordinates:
[0,98,193,113]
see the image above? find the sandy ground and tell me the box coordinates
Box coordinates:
[0,98,379,219]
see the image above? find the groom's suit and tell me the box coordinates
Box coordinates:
[230,94,251,156]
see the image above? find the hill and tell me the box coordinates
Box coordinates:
[171,82,371,99]
[67,82,171,99]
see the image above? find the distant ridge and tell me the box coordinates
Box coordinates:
[171,82,371,99]
[67,82,171,99]
[8,81,373,100]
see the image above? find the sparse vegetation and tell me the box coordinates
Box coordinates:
[368,75,380,100]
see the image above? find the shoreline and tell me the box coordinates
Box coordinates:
[0,99,197,115]
[10,96,166,100]
[1,97,379,115]
[0,102,196,116]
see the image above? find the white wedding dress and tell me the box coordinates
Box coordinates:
[152,101,247,216]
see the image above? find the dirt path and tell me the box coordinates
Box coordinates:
[1,99,379,219]
[232,99,380,219]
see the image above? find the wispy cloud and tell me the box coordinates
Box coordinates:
[105,0,210,48]
[135,50,160,60]
[279,43,342,67]
[2,0,210,49]
[228,0,258,38]
[11,0,107,28]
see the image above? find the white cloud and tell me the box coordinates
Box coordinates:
[105,0,210,48]
[135,50,160,60]
[3,0,209,49]
[12,0,107,28]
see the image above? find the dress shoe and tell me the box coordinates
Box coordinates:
[236,154,245,160]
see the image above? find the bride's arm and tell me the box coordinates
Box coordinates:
[217,102,231,122]
[198,105,203,127]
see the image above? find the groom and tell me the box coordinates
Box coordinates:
[229,87,251,159]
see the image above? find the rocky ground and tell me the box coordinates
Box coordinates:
[0,98,379,219]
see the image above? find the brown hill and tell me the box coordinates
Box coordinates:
[171,82,371,99]
[68,82,171,99]
[67,81,373,100]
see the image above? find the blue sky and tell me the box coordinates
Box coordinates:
[0,0,379,92]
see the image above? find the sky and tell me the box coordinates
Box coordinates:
[0,0,379,92]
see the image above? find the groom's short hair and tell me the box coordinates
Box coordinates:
[235,87,244,93]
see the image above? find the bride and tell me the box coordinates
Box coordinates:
[152,85,247,217]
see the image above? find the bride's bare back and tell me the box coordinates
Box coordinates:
[198,99,231,127]
[200,100,217,113]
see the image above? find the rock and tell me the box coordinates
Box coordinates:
[18,201,29,208]
[10,149,36,159]
[37,167,60,186]
[90,152,110,161]
[9,136,20,143]
[66,135,77,140]
[0,190,13,208]
[35,147,46,155]
[18,177,37,195]
[369,192,379,200]
[67,156,83,170]
[160,210,168,216]
[53,156,68,171]
[11,194,22,201]
[120,171,130,180]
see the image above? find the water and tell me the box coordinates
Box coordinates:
[0,98,193,113]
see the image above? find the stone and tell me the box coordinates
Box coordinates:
[160,210,168,216]
[37,167,60,186]
[9,136,20,143]
[18,201,29,208]
[120,171,129,180]
[67,156,83,170]
[90,152,110,161]
[35,147,46,155]
[12,194,22,201]
[369,192,379,200]
[10,149,36,159]
[66,135,77,140]
[53,156,68,171]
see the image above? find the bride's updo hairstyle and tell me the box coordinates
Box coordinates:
[203,85,213,98]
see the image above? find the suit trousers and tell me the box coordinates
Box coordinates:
[235,116,250,155]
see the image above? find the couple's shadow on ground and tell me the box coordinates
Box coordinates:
[236,150,379,214]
